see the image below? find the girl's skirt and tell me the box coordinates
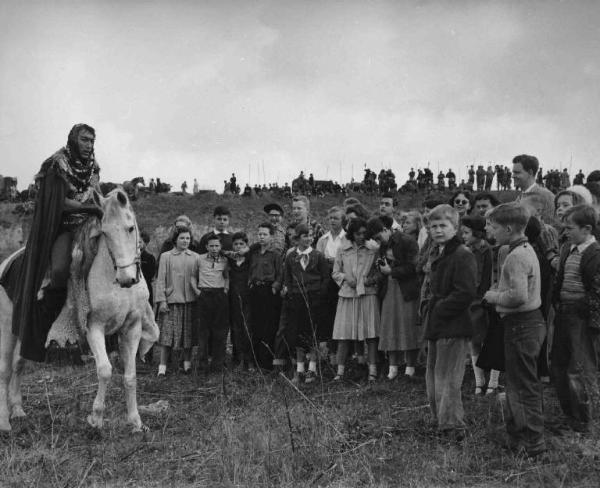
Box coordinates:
[379,276,420,352]
[332,295,380,341]
[159,302,194,349]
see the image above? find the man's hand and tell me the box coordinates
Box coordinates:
[158,302,169,314]
[379,261,392,276]
[483,290,497,304]
[81,204,104,219]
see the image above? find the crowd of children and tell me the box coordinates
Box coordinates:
[141,154,599,458]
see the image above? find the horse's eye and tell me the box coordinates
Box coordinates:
[128,226,135,233]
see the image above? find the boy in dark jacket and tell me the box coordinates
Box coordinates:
[227,232,253,371]
[423,205,477,435]
[550,205,600,432]
[274,224,330,384]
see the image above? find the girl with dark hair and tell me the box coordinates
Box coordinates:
[155,226,199,376]
[460,215,496,394]
[332,218,381,382]
[449,190,472,217]
[367,217,420,380]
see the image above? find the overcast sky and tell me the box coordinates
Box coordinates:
[1,0,599,191]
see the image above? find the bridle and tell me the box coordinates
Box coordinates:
[102,219,142,285]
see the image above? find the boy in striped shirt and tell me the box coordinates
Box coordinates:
[551,204,600,432]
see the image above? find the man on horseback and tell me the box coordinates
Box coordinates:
[3,124,103,361]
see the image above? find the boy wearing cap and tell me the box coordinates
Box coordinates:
[461,215,498,395]
[264,203,286,254]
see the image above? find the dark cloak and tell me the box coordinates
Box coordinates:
[6,153,69,361]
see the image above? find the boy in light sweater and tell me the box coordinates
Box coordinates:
[484,203,546,457]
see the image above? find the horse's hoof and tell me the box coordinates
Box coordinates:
[86,414,103,429]
[10,406,26,419]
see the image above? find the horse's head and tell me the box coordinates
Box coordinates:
[93,190,141,288]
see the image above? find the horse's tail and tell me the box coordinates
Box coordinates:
[138,301,159,359]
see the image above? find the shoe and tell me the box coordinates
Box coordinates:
[183,368,192,375]
[485,385,503,396]
[157,371,166,378]
[305,371,317,384]
[475,387,484,396]
[333,374,344,382]
[291,373,303,385]
[368,374,377,383]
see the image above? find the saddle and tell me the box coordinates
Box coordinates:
[46,219,100,347]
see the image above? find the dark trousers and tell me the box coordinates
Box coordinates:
[550,305,599,427]
[502,310,546,453]
[248,284,281,369]
[322,278,339,345]
[50,231,73,289]
[229,288,252,362]
[196,289,229,370]
[274,292,323,364]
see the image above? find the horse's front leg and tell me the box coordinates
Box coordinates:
[0,290,16,431]
[86,323,111,429]
[119,312,145,432]
[8,340,25,419]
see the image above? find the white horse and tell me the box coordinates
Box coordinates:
[0,189,159,432]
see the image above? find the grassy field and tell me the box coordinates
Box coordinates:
[2,190,600,487]
[2,357,600,487]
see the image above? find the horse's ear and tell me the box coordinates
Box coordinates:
[116,190,128,206]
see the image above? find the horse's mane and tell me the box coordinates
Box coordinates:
[71,216,101,280]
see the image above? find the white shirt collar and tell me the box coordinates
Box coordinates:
[325,229,345,240]
[570,236,596,253]
[213,228,229,235]
[297,246,313,256]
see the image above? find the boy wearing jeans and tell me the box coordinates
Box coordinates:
[423,205,477,435]
[551,205,600,431]
[484,202,546,456]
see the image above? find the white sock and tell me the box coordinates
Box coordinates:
[336,364,345,376]
[183,361,191,371]
[308,360,317,373]
[471,355,485,387]
[296,361,305,373]
[388,365,399,379]
[404,366,415,376]
[158,364,166,375]
[369,364,377,377]
[488,369,500,389]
